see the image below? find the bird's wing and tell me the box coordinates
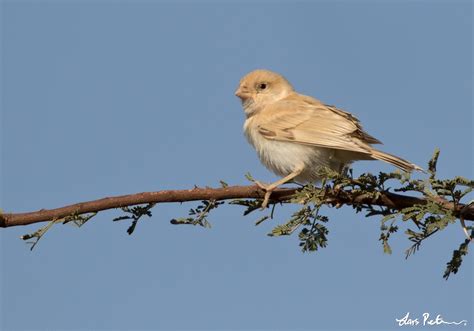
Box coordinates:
[257,94,381,155]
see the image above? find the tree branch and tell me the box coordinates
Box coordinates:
[1,184,473,228]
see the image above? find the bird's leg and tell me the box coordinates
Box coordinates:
[258,165,305,209]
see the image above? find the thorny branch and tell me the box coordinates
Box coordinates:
[1,185,472,228]
[1,149,473,279]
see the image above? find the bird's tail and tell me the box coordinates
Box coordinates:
[371,149,424,173]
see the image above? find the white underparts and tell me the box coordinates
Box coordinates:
[244,121,346,183]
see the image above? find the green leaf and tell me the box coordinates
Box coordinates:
[443,234,472,280]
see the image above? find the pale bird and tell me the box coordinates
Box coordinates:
[235,69,422,208]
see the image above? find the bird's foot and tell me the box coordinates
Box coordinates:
[261,190,274,209]
[254,180,268,191]
[253,181,274,209]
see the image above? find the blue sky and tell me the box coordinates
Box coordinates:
[1,1,472,330]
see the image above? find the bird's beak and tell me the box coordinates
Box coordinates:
[235,86,251,100]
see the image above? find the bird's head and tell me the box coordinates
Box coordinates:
[235,69,294,116]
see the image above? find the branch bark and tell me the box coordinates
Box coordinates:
[1,185,473,228]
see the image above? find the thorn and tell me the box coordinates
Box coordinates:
[460,200,474,241]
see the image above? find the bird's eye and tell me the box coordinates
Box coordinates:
[257,83,267,90]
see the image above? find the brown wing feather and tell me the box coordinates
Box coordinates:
[325,105,382,144]
[256,94,378,155]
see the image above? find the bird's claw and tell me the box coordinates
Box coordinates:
[261,191,273,209]
[253,181,273,209]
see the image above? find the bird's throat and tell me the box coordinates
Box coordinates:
[243,99,264,118]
